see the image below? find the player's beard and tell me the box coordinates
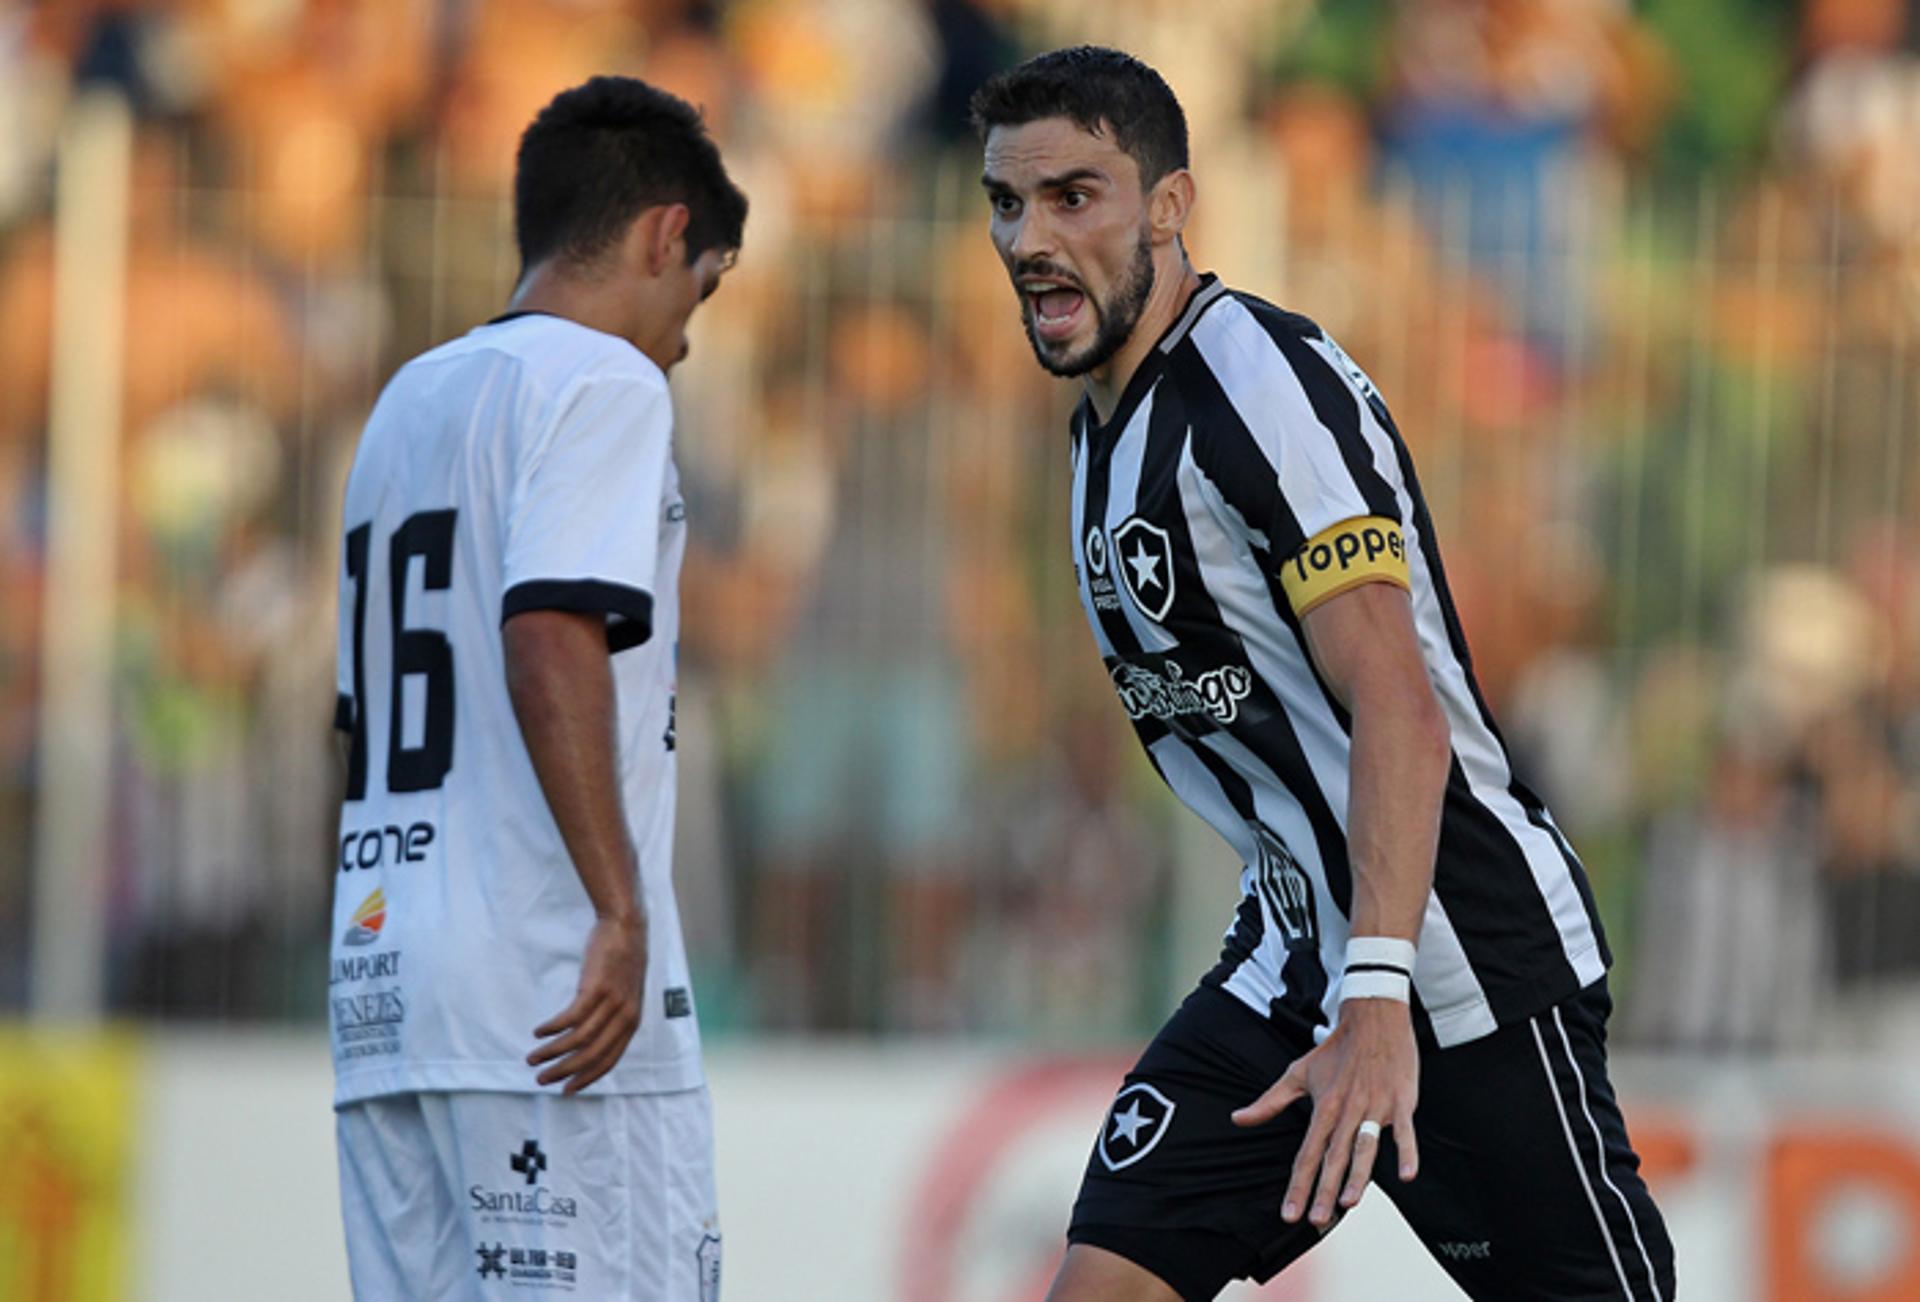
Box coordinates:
[1020,229,1156,378]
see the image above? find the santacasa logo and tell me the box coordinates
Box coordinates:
[471,1140,580,1223]
[342,888,386,947]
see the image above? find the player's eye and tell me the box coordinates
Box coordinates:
[1060,189,1089,210]
[991,193,1021,217]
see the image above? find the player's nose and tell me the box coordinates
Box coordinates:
[1008,207,1056,264]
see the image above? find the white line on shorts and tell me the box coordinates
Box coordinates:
[1554,1007,1663,1300]
[1531,1016,1638,1300]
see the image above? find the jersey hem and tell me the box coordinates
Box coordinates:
[1423,995,1501,1046]
[333,1056,704,1108]
[501,578,655,651]
[502,577,654,627]
[1214,936,1610,1050]
[1423,937,1608,1047]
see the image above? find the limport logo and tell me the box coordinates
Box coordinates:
[342,887,387,947]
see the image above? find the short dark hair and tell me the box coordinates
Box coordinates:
[514,76,747,273]
[968,46,1189,189]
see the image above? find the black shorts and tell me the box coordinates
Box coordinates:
[1067,981,1675,1301]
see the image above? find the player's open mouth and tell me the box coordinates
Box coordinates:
[1026,285,1086,343]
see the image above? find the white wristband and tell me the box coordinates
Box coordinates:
[1342,936,1416,1004]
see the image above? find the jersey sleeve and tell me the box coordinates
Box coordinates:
[501,371,671,650]
[1189,326,1410,618]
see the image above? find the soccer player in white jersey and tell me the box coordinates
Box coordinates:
[328,77,744,1300]
[974,48,1675,1301]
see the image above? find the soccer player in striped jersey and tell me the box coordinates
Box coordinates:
[973,48,1674,1301]
[330,78,742,1299]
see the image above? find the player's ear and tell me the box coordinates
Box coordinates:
[1149,169,1194,246]
[645,203,691,274]
[630,203,692,276]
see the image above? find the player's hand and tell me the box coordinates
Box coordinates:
[528,913,648,1094]
[1230,997,1420,1229]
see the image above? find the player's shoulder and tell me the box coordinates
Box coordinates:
[452,312,666,400]
[1161,283,1322,425]
[1171,284,1382,420]
[1175,283,1326,371]
[1223,285,1324,344]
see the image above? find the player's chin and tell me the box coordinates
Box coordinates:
[1031,337,1102,378]
[1024,316,1101,377]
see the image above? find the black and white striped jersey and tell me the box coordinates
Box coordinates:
[1069,274,1608,1048]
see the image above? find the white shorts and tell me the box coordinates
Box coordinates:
[337,1088,719,1301]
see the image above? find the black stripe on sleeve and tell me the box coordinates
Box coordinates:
[501,579,655,651]
[333,693,353,735]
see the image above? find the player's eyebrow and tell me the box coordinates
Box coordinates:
[981,167,1109,195]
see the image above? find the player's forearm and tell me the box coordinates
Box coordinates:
[1343,667,1449,941]
[1300,584,1450,944]
[504,610,643,924]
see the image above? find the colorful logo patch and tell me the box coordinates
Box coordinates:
[342,887,386,947]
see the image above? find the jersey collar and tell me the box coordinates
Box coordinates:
[1076,272,1228,447]
[482,309,563,327]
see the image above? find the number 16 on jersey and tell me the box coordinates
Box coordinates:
[341,509,459,801]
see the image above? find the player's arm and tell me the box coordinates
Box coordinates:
[1308,578,1447,961]
[1231,541,1451,1228]
[498,371,670,1093]
[505,608,647,1095]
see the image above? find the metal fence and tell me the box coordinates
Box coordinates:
[2,94,1917,1050]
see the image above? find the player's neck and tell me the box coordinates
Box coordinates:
[506,266,641,354]
[1084,260,1204,424]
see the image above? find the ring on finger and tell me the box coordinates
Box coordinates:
[1355,1119,1382,1143]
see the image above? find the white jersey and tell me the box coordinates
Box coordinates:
[329,312,700,1105]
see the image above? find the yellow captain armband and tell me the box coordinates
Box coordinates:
[1280,516,1410,616]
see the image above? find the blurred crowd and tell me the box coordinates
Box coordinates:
[0,0,1916,1051]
